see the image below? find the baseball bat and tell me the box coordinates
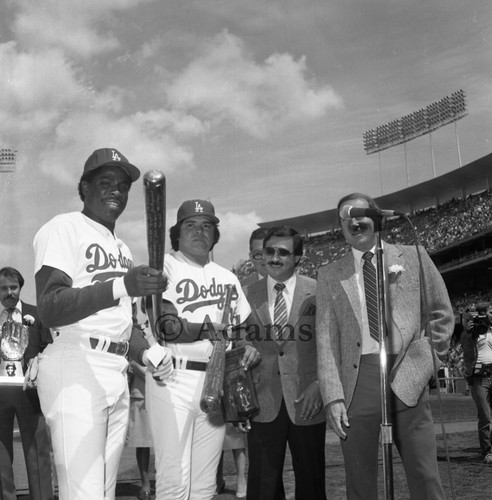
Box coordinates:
[199,284,236,413]
[143,170,166,339]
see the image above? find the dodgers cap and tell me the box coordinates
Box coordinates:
[83,148,140,182]
[177,199,220,224]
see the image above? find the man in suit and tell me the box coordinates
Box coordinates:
[0,266,54,500]
[244,226,326,500]
[316,193,454,500]
[241,227,269,287]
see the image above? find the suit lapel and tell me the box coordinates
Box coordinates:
[288,276,311,327]
[385,243,405,311]
[339,256,363,331]
[251,280,272,326]
[384,243,412,343]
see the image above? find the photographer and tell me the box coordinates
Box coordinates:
[462,301,492,464]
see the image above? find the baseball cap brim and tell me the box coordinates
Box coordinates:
[178,213,220,224]
[83,148,141,182]
[101,162,140,182]
[87,161,140,182]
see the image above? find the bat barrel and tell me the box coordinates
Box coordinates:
[199,284,236,413]
[143,170,166,338]
[144,170,166,272]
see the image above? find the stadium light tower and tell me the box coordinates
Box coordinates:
[363,90,468,192]
[0,148,17,198]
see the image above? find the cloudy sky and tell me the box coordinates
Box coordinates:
[0,0,491,303]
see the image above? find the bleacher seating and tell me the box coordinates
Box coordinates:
[234,190,492,373]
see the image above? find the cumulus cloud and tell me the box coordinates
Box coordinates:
[1,4,343,189]
[12,0,152,58]
[166,31,343,139]
[38,110,196,184]
[212,210,262,269]
[217,210,261,243]
[0,42,90,140]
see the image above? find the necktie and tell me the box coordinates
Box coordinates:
[362,252,380,343]
[1,308,13,325]
[273,282,288,339]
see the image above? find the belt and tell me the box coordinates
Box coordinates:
[172,356,208,371]
[89,337,129,357]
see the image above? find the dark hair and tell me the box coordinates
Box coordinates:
[169,221,221,252]
[263,226,303,257]
[476,302,492,315]
[336,192,385,228]
[249,228,270,250]
[78,170,99,201]
[77,167,132,201]
[0,267,24,289]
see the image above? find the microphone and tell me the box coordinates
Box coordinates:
[339,205,403,219]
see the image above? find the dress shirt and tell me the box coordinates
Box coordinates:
[267,273,297,323]
[351,244,405,355]
[0,300,22,325]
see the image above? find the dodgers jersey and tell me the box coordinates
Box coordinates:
[33,212,134,341]
[163,250,251,360]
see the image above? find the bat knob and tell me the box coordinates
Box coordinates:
[143,170,166,185]
[200,396,220,414]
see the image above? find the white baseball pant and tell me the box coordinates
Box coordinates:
[37,340,129,500]
[146,367,225,500]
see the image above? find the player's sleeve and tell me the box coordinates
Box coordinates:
[33,216,76,277]
[154,299,212,343]
[35,266,117,328]
[33,218,119,327]
[232,275,252,324]
[226,276,252,348]
[128,325,150,365]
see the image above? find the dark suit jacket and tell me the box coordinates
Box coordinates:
[22,301,53,370]
[0,301,53,500]
[244,275,324,426]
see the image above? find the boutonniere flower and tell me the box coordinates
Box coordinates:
[23,314,35,326]
[388,264,404,282]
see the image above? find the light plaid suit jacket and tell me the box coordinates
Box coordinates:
[316,243,453,408]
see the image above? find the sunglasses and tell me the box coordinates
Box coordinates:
[263,247,293,258]
[251,250,264,261]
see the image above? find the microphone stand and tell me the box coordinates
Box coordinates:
[373,216,394,500]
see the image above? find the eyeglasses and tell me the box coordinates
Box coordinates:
[263,247,293,258]
[251,250,264,261]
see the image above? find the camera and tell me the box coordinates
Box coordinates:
[471,314,489,337]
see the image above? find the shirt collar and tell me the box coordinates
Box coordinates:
[267,273,297,295]
[0,300,22,322]
[172,250,210,267]
[351,242,385,266]
[1,300,21,313]
[81,212,120,240]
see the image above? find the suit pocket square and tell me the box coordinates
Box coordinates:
[391,337,437,407]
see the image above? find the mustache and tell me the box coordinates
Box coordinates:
[349,222,369,231]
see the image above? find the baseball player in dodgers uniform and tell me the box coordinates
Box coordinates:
[146,199,260,500]
[33,148,170,500]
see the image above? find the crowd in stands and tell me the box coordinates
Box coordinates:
[234,190,492,376]
[236,190,492,281]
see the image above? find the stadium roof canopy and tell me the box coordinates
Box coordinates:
[259,152,492,235]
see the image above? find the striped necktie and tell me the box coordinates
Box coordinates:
[274,282,288,339]
[362,252,380,343]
